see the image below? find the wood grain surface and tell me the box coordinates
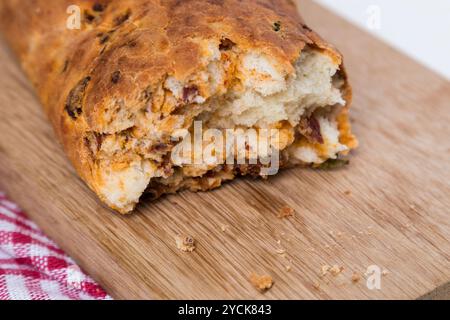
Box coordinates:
[0,0,449,299]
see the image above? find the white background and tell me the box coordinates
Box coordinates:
[316,0,450,80]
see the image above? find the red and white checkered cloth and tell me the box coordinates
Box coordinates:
[0,191,111,300]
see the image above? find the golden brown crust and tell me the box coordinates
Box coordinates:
[0,0,352,211]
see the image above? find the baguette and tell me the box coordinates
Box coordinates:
[0,0,357,213]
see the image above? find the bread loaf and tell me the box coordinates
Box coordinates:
[0,0,357,213]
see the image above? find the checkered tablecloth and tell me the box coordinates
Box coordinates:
[0,191,111,300]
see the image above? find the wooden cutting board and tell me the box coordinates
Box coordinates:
[0,0,449,300]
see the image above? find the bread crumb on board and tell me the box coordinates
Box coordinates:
[351,272,361,283]
[312,281,321,290]
[175,235,196,252]
[330,265,344,276]
[320,265,331,277]
[277,206,294,219]
[250,273,274,292]
[321,264,344,277]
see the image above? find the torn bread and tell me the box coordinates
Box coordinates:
[0,0,357,213]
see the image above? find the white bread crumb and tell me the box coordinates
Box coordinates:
[175,235,196,252]
[321,265,331,277]
[330,265,344,276]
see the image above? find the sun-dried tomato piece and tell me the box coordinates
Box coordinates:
[299,116,324,144]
